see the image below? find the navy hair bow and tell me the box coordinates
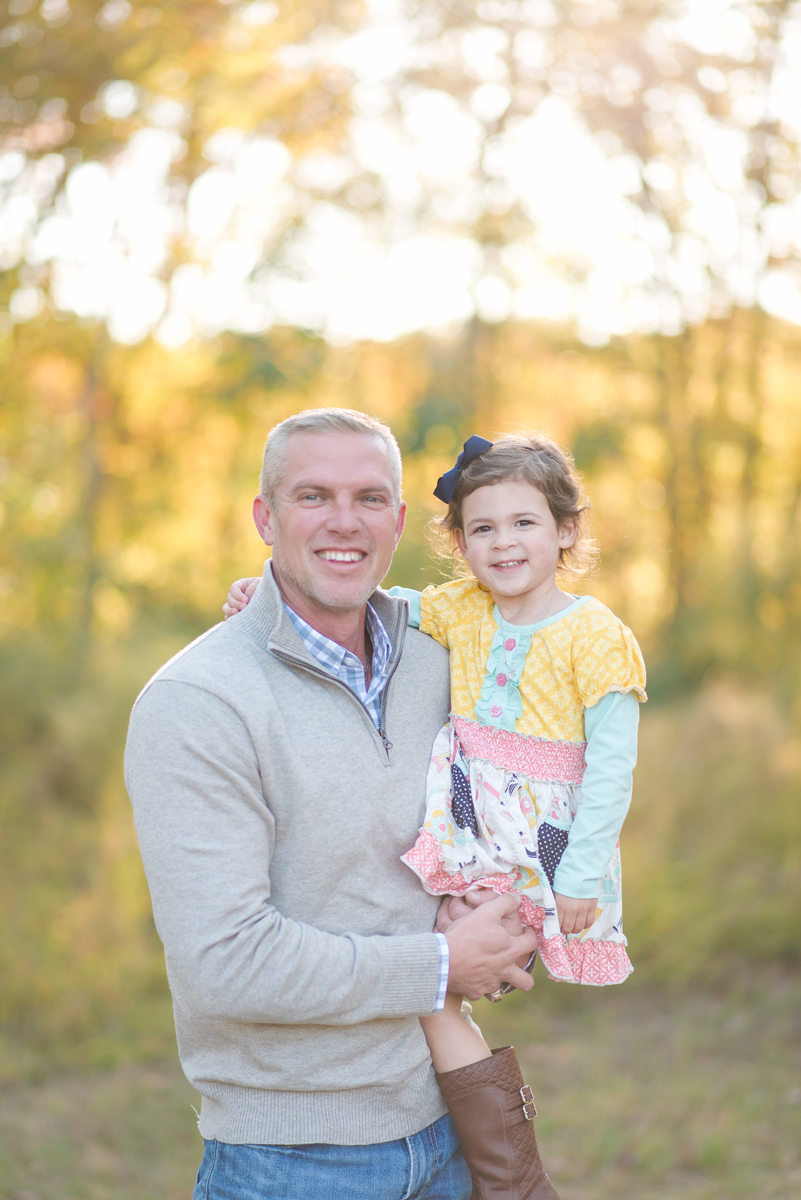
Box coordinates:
[433,435,493,503]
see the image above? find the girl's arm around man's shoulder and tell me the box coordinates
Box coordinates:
[223,576,260,619]
[385,578,487,651]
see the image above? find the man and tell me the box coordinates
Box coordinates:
[125,408,537,1199]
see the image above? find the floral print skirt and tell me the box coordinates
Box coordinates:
[402,719,632,986]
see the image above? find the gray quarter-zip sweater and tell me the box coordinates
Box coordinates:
[125,562,451,1146]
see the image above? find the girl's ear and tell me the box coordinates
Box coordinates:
[559,518,579,549]
[453,527,468,557]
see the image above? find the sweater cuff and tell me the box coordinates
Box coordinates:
[376,933,443,1017]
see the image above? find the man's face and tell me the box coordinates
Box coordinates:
[253,431,406,615]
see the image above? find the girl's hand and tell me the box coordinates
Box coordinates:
[436,888,523,935]
[222,577,260,619]
[553,893,599,935]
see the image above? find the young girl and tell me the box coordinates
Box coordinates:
[225,432,646,1200]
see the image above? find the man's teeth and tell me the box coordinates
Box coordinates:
[318,550,365,562]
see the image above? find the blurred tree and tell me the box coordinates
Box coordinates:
[0,0,364,326]
[371,0,801,330]
[2,0,801,1064]
[1,0,355,168]
[349,0,801,691]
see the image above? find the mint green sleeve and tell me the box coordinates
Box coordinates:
[386,586,423,630]
[551,690,640,899]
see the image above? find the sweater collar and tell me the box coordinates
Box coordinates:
[237,559,407,669]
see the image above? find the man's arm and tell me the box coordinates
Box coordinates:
[126,679,443,1026]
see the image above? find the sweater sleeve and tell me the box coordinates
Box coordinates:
[125,679,442,1027]
[551,689,640,899]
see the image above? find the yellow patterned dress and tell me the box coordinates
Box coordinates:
[395,579,647,986]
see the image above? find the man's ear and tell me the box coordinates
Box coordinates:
[253,496,275,546]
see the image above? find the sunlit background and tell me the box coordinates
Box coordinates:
[1,2,800,1197]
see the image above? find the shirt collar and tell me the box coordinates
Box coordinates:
[283,601,391,676]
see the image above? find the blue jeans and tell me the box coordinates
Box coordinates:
[192,1113,471,1200]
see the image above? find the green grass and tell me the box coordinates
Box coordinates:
[478,969,801,1199]
[1,680,799,1196]
[1,972,798,1200]
[0,1056,200,1200]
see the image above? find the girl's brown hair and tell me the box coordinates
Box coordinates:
[434,432,598,581]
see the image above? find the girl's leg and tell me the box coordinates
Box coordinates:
[436,1047,560,1200]
[420,974,560,1198]
[419,991,491,1074]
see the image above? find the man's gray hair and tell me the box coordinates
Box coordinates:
[259,408,403,509]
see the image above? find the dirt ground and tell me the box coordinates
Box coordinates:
[1,972,799,1200]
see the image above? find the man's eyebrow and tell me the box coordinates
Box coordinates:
[288,481,392,495]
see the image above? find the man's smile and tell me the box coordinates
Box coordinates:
[316,549,367,562]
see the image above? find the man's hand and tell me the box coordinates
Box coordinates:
[223,577,260,619]
[436,887,521,934]
[554,893,598,935]
[443,892,539,1001]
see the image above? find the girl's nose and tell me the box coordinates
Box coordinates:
[493,529,516,549]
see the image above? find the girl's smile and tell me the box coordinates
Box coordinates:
[455,480,578,624]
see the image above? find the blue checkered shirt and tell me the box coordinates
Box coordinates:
[283,598,449,1011]
[283,601,392,733]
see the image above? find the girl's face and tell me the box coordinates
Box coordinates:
[455,480,577,606]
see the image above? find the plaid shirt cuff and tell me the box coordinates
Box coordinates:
[433,932,449,1011]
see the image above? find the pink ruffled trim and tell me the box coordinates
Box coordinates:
[402,832,632,987]
[538,935,632,985]
[452,717,586,784]
[401,831,517,896]
[519,903,631,985]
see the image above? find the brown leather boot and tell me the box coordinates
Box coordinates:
[436,1046,560,1200]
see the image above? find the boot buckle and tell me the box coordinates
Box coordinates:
[519,1085,538,1120]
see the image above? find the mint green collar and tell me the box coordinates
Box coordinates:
[491,593,590,636]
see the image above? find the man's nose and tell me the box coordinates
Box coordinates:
[326,498,361,532]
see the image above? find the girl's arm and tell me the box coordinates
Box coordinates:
[223,577,260,619]
[385,586,423,629]
[552,689,640,927]
[222,581,426,625]
[387,583,461,652]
